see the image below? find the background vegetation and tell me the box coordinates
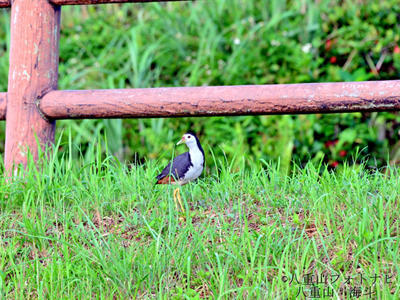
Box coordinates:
[1,0,400,170]
[0,1,399,298]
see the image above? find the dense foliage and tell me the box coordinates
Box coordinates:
[0,2,399,298]
[1,0,400,169]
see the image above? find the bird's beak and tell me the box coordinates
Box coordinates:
[176,137,184,145]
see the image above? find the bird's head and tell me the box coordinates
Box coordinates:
[176,131,198,147]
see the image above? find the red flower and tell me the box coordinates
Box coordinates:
[339,150,347,157]
[325,39,332,51]
[324,139,338,148]
[394,45,400,54]
[330,161,339,168]
[330,56,337,64]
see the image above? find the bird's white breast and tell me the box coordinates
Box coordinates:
[182,148,204,183]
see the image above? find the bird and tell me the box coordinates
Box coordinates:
[155,131,205,213]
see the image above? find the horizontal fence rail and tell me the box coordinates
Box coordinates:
[0,0,9,8]
[1,82,400,121]
[32,80,400,120]
[0,0,187,7]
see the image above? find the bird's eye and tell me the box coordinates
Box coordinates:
[187,136,191,139]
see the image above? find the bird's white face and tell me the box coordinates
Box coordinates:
[177,133,196,147]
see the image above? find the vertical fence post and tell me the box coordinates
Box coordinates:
[5,0,60,170]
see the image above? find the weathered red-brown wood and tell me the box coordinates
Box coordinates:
[0,93,6,120]
[5,0,60,170]
[39,80,400,119]
[0,0,9,8]
[0,0,187,7]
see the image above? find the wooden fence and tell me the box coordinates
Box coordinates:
[1,0,400,170]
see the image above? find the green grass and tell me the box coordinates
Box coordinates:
[0,141,398,298]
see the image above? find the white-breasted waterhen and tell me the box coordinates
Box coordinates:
[156,131,205,212]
